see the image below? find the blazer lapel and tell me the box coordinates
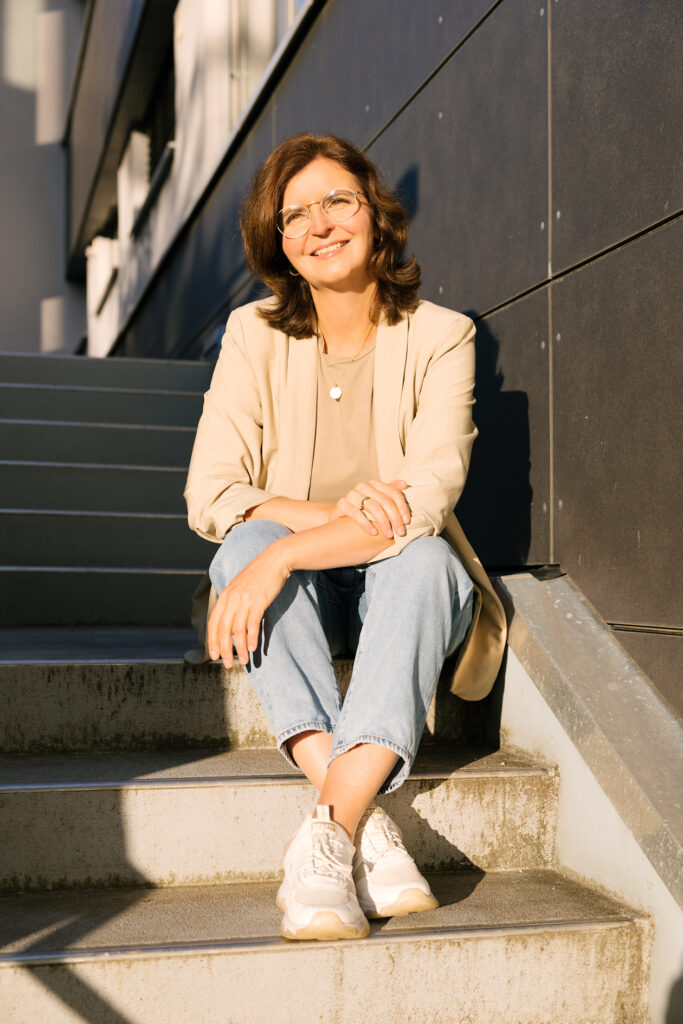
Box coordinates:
[374,315,409,477]
[276,333,318,499]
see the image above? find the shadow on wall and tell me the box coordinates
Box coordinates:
[456,315,532,569]
[667,968,683,1024]
[387,162,533,569]
[394,165,419,222]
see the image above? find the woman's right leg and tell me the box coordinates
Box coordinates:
[209,519,342,768]
[210,521,369,941]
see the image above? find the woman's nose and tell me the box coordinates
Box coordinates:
[308,202,330,235]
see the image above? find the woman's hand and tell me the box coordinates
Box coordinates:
[207,546,291,666]
[329,478,411,538]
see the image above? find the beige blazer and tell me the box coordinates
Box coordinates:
[185,298,506,700]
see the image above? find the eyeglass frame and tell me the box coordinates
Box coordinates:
[276,189,368,239]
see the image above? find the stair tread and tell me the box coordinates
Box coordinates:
[0,418,195,431]
[0,746,553,790]
[0,627,196,663]
[0,382,204,397]
[0,459,187,471]
[0,870,642,963]
[0,352,212,369]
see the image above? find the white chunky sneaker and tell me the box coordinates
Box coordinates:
[353,806,438,918]
[277,805,370,941]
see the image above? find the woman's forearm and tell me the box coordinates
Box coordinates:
[271,516,393,572]
[245,497,333,532]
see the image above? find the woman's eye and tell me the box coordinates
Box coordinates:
[328,195,351,209]
[284,209,306,226]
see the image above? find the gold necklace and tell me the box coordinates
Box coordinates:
[317,321,374,401]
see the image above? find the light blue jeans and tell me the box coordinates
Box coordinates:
[209,519,474,793]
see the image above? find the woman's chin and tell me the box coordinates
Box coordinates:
[308,268,373,295]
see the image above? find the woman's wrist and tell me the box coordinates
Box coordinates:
[272,516,393,574]
[246,497,334,532]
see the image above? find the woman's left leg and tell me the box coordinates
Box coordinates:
[313,535,474,920]
[323,535,475,836]
[281,537,473,933]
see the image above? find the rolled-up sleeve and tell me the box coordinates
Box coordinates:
[367,314,477,563]
[184,312,277,542]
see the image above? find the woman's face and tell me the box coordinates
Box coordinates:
[280,157,375,295]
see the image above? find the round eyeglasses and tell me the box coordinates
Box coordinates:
[277,189,366,239]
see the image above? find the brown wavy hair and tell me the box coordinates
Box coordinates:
[240,134,421,338]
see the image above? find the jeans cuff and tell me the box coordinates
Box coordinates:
[276,722,333,769]
[327,735,413,794]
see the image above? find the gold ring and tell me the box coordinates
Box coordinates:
[360,496,369,511]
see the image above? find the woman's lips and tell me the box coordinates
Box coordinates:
[309,239,348,258]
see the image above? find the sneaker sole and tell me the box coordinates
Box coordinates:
[281,911,370,942]
[361,887,439,919]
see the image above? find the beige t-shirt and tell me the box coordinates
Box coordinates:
[309,342,381,504]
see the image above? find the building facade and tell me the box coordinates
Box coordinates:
[4,0,683,707]
[0,0,86,354]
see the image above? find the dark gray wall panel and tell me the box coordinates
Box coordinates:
[615,631,683,720]
[553,218,683,627]
[552,0,683,272]
[274,0,497,146]
[457,287,550,567]
[69,0,145,250]
[368,0,548,316]
[117,111,275,359]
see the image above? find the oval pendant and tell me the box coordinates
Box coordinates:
[330,386,342,400]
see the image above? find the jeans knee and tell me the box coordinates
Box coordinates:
[209,519,292,592]
[371,535,472,606]
[401,535,452,571]
[379,535,453,579]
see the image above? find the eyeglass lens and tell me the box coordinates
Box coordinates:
[278,190,360,238]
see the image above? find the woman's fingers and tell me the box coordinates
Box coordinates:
[361,490,394,538]
[357,480,411,538]
[337,496,378,535]
[388,480,411,523]
[231,605,253,666]
[208,549,287,665]
[208,592,234,665]
[246,608,262,655]
[335,478,411,539]
[208,592,251,666]
[207,595,223,662]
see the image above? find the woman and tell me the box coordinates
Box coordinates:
[185,134,506,942]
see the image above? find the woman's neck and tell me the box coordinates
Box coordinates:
[312,287,378,357]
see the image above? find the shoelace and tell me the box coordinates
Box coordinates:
[304,825,352,883]
[362,812,407,860]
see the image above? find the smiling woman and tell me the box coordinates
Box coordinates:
[279,160,376,299]
[184,133,506,943]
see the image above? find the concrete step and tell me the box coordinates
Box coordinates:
[0,462,187,514]
[0,568,204,627]
[0,627,196,662]
[0,510,211,569]
[0,420,196,466]
[0,631,495,752]
[0,384,204,427]
[0,747,558,890]
[0,871,651,1024]
[0,352,213,392]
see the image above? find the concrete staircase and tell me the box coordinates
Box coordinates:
[0,352,213,626]
[0,353,652,1022]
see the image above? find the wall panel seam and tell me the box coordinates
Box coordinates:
[547,0,554,562]
[363,1,506,153]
